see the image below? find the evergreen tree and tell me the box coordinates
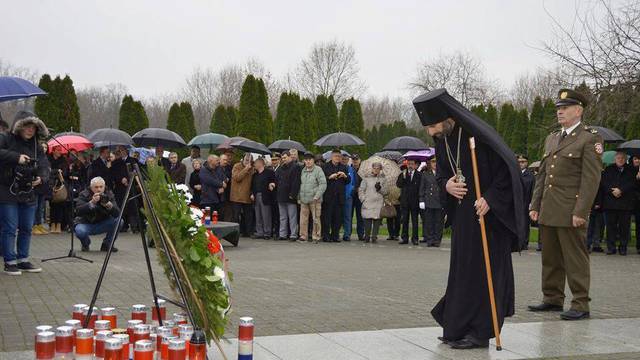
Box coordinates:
[34,74,59,130]
[226,106,239,136]
[210,105,238,136]
[314,95,330,137]
[340,98,364,138]
[471,104,486,120]
[625,110,640,140]
[327,95,339,133]
[527,97,545,159]
[485,104,498,129]
[299,98,317,150]
[60,75,81,132]
[512,108,529,154]
[166,103,183,137]
[179,102,197,144]
[118,95,149,135]
[237,75,259,141]
[274,92,290,140]
[497,103,514,142]
[255,78,273,144]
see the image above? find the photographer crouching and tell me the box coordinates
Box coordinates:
[74,176,122,253]
[0,111,50,275]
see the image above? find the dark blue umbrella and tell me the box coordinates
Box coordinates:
[0,77,47,102]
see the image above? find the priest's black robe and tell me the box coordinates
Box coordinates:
[432,125,516,342]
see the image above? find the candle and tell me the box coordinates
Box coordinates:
[133,340,154,360]
[101,307,118,328]
[104,338,123,360]
[127,320,143,341]
[167,339,186,360]
[131,304,147,323]
[55,326,74,358]
[35,331,55,360]
[151,298,166,324]
[83,306,100,329]
[95,319,112,331]
[188,329,207,360]
[95,330,113,359]
[75,328,94,360]
[113,333,130,360]
[72,304,88,321]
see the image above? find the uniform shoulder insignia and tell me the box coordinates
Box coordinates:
[589,128,598,134]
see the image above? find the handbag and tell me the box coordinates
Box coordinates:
[379,201,397,218]
[51,170,68,203]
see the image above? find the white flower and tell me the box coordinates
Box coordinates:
[175,184,190,192]
[213,266,226,280]
[187,226,198,236]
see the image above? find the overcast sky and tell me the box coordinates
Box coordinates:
[1,0,604,100]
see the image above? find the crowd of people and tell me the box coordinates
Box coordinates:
[1,108,639,277]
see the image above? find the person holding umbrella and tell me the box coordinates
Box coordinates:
[321,149,350,242]
[414,89,525,349]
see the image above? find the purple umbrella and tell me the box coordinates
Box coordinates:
[403,148,435,161]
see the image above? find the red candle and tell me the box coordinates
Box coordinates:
[95,330,113,359]
[151,299,166,323]
[75,328,94,359]
[35,331,55,360]
[189,329,207,360]
[72,304,88,321]
[127,320,143,341]
[101,307,118,328]
[104,338,123,360]
[131,304,147,323]
[156,326,173,352]
[113,334,129,360]
[167,339,186,360]
[132,324,151,345]
[35,325,52,343]
[95,320,112,331]
[64,320,81,347]
[83,306,100,329]
[178,324,193,355]
[133,340,154,360]
[160,335,177,360]
[55,326,74,357]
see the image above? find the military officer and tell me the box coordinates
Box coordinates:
[528,89,603,321]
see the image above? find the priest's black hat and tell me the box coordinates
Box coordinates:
[412,89,452,126]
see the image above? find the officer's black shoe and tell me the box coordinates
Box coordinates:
[448,336,488,349]
[560,309,590,320]
[528,303,563,312]
[591,247,604,253]
[437,336,450,344]
[411,240,419,245]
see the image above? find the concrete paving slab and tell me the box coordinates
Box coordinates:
[254,332,367,360]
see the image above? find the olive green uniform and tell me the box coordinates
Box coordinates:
[530,124,603,312]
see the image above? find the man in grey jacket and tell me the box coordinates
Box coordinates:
[298,152,327,243]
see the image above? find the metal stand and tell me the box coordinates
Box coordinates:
[83,164,205,358]
[42,140,92,263]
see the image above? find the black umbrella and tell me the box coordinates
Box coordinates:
[617,139,640,157]
[314,132,365,147]
[229,138,271,155]
[132,128,186,148]
[382,136,429,152]
[269,139,307,153]
[590,126,625,143]
[87,128,134,148]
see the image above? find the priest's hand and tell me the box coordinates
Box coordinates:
[529,210,538,222]
[572,215,586,227]
[474,197,490,216]
[446,175,467,199]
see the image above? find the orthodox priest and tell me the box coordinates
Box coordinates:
[413,89,526,349]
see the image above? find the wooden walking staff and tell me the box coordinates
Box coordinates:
[469,137,503,351]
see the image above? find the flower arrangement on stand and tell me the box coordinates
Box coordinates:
[141,164,232,356]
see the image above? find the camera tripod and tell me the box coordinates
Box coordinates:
[42,138,92,264]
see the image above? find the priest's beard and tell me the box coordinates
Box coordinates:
[431,119,455,139]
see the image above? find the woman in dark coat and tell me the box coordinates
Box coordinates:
[48,146,69,234]
[189,159,202,207]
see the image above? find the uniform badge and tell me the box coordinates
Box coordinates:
[595,143,603,154]
[560,91,568,99]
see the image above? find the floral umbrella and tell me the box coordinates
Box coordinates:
[358,155,401,204]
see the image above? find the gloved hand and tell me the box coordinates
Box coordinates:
[375,182,381,191]
[419,202,426,210]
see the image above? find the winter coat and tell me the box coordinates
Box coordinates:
[359,174,389,219]
[298,165,327,204]
[601,163,638,211]
[418,169,442,209]
[251,168,276,206]
[322,161,350,205]
[74,188,120,225]
[0,115,50,204]
[167,162,187,184]
[345,165,357,199]
[189,169,201,206]
[275,161,301,204]
[200,163,226,206]
[230,162,255,204]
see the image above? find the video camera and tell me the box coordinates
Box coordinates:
[14,158,39,192]
[98,193,110,206]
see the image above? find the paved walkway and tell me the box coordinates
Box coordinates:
[1,233,639,357]
[3,318,640,359]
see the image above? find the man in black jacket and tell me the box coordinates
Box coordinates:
[87,147,114,190]
[275,151,301,240]
[322,149,350,242]
[0,111,49,275]
[601,151,638,255]
[397,159,422,245]
[419,158,444,247]
[111,146,140,233]
[74,176,122,252]
[518,155,536,250]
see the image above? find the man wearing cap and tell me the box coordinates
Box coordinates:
[529,89,602,321]
[414,89,525,349]
[517,155,535,250]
